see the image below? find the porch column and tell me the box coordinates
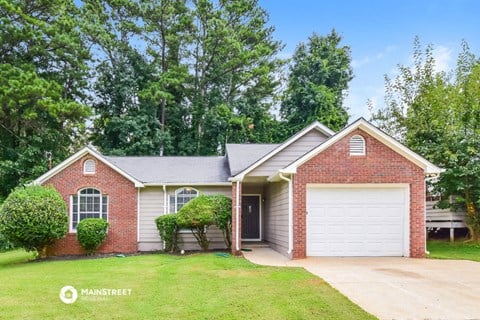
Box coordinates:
[231,181,242,255]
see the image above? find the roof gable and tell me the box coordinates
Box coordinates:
[33,147,144,187]
[226,144,279,176]
[280,118,443,176]
[229,121,335,180]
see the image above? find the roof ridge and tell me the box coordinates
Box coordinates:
[226,143,280,146]
[105,155,226,159]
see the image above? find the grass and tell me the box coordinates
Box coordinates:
[0,250,375,320]
[427,238,480,262]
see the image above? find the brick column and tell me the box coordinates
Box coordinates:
[292,178,306,259]
[231,181,242,255]
[410,179,426,258]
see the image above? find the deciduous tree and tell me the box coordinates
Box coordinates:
[280,30,353,134]
[372,39,480,240]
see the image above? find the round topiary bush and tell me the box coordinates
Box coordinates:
[0,185,68,258]
[76,218,109,255]
[176,195,215,251]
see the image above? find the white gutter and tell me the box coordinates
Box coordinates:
[228,174,245,182]
[144,182,232,187]
[235,180,241,252]
[279,173,293,255]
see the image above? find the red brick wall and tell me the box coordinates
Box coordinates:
[293,129,425,259]
[43,155,138,255]
[231,182,242,255]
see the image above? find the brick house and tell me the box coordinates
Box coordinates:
[34,118,442,258]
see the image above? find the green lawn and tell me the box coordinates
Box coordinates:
[0,250,375,320]
[427,239,480,262]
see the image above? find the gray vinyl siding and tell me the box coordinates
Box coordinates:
[138,187,164,251]
[138,185,231,251]
[249,129,328,176]
[264,181,289,256]
[178,226,226,250]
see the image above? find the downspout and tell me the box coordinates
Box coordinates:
[235,180,240,252]
[424,179,429,255]
[163,184,167,250]
[279,173,293,255]
[137,188,140,243]
[163,185,167,214]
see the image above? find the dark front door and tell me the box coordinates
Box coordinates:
[242,195,260,239]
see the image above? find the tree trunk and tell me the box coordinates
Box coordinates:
[464,190,479,242]
[38,246,48,259]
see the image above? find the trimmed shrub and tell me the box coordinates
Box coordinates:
[210,195,232,249]
[0,231,15,252]
[0,186,68,258]
[76,218,109,255]
[155,213,179,252]
[176,195,215,251]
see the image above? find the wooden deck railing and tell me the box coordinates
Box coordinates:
[426,201,467,241]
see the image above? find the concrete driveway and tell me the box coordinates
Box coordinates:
[243,248,480,320]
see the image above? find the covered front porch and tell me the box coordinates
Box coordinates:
[231,176,294,259]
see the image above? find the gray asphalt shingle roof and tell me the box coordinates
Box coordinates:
[225,143,280,176]
[105,156,230,184]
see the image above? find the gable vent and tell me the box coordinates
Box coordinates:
[83,159,96,174]
[349,135,366,155]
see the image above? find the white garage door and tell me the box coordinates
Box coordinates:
[306,185,409,257]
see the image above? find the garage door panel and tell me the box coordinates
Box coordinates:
[308,188,406,205]
[346,225,364,234]
[306,186,408,257]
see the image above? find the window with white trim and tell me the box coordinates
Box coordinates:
[71,188,108,231]
[169,187,198,213]
[83,159,96,174]
[349,135,366,155]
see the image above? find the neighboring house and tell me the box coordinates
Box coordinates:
[34,118,442,259]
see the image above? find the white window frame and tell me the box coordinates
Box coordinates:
[168,187,199,234]
[83,159,96,174]
[349,134,366,156]
[70,187,108,232]
[169,187,199,213]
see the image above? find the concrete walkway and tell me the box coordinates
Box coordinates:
[242,248,480,320]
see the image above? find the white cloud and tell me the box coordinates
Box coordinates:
[351,56,372,68]
[352,45,397,69]
[345,83,387,122]
[432,45,453,73]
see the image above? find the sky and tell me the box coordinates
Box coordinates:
[259,0,480,122]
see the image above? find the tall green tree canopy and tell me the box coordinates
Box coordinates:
[85,0,284,156]
[0,1,361,199]
[81,0,163,156]
[372,38,480,239]
[280,30,353,134]
[186,0,284,155]
[0,0,91,200]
